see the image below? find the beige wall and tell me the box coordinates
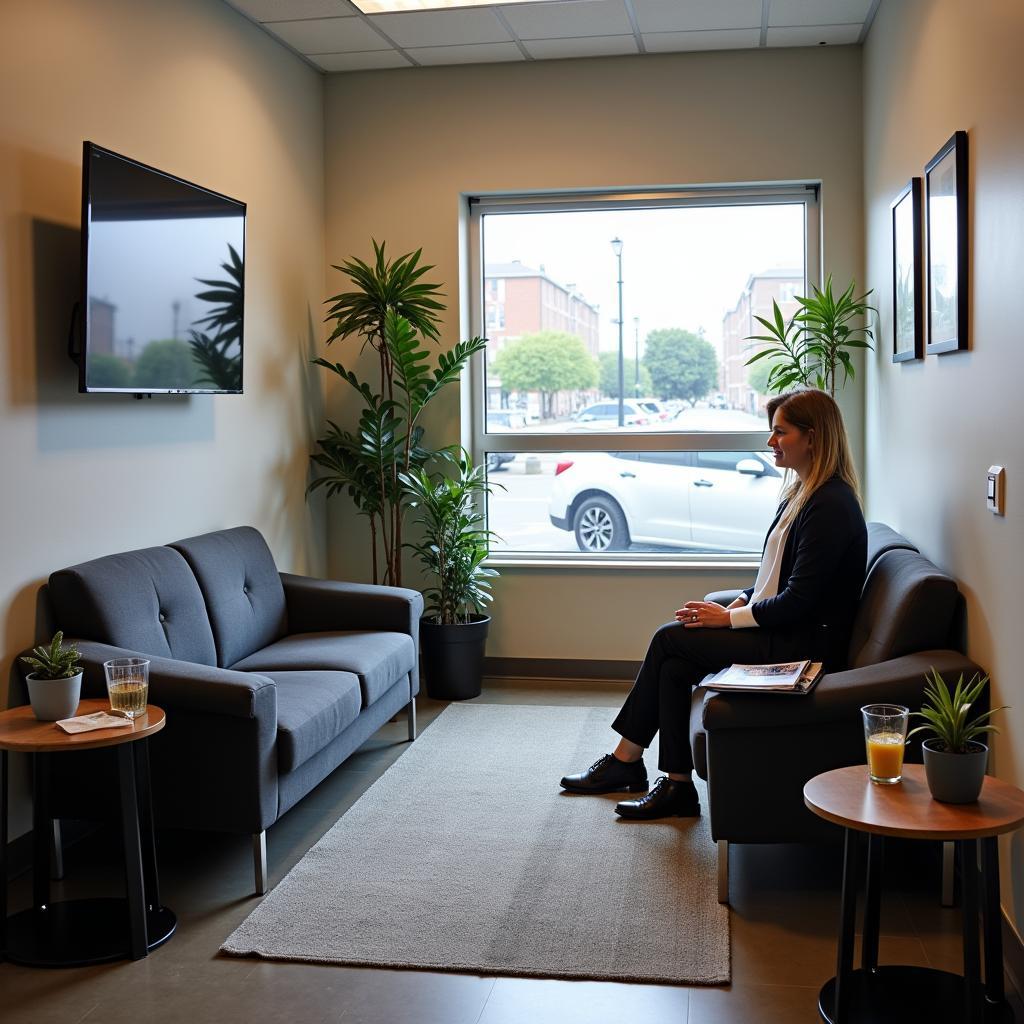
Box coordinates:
[1,0,325,832]
[323,46,864,660]
[862,0,1024,927]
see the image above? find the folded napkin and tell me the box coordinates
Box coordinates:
[57,711,133,734]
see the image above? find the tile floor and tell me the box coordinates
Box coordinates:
[2,678,1019,1024]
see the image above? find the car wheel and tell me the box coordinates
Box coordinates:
[573,496,630,552]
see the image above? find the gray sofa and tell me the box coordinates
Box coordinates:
[695,523,986,903]
[23,526,423,895]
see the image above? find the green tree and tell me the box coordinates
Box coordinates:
[598,351,652,399]
[643,328,718,406]
[133,339,199,390]
[87,353,133,389]
[492,331,598,418]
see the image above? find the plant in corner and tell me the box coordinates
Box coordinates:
[907,668,1008,804]
[19,631,84,722]
[401,448,500,701]
[308,241,487,587]
[744,274,876,396]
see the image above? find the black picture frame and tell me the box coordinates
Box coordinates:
[891,178,923,362]
[924,130,968,354]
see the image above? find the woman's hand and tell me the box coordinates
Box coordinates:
[676,601,731,629]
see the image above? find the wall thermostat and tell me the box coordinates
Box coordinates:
[987,465,1005,515]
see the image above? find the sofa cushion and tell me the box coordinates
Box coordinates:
[267,671,362,773]
[48,547,217,665]
[866,522,918,571]
[170,527,287,668]
[230,632,415,708]
[848,548,959,669]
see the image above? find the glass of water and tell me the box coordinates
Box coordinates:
[103,658,150,720]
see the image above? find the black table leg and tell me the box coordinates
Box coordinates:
[981,836,1005,1005]
[862,834,884,972]
[133,739,160,911]
[117,744,148,960]
[959,838,982,1024]
[31,754,50,912]
[834,827,861,1023]
[1,749,7,959]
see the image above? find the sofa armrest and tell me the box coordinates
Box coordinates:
[67,640,278,720]
[699,650,985,733]
[281,573,424,636]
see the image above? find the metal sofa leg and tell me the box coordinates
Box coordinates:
[717,840,729,905]
[253,831,268,897]
[407,697,417,742]
[51,819,64,880]
[941,840,955,906]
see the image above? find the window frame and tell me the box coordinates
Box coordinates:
[467,184,821,565]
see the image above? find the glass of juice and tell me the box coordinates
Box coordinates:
[862,704,909,784]
[103,658,150,720]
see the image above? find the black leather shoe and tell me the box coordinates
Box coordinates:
[615,777,700,819]
[560,753,648,794]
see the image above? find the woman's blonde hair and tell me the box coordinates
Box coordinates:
[766,389,860,525]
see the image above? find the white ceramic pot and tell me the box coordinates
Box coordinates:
[26,671,83,722]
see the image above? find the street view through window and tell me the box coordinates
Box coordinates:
[476,198,810,556]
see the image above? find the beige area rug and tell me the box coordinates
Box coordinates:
[221,704,730,985]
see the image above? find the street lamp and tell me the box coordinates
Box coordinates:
[633,316,640,398]
[611,237,624,426]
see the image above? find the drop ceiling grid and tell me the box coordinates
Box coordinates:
[220,0,880,71]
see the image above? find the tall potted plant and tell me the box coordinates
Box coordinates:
[908,668,1008,803]
[402,449,499,700]
[309,241,486,586]
[20,632,83,721]
[745,274,876,396]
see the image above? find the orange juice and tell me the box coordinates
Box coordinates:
[867,731,905,782]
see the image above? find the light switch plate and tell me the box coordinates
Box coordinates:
[987,465,1005,515]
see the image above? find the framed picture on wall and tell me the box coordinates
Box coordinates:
[891,178,922,362]
[925,130,969,354]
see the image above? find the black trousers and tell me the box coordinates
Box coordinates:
[611,621,812,773]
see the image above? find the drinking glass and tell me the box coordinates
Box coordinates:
[862,704,909,784]
[103,658,150,720]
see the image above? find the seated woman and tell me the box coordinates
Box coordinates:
[560,389,867,819]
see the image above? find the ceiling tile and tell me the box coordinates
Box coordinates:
[632,0,761,34]
[311,49,414,70]
[269,16,389,51]
[407,41,524,64]
[369,8,511,47]
[642,28,760,52]
[500,0,632,40]
[523,34,639,58]
[766,23,862,46]
[224,0,355,21]
[768,0,873,28]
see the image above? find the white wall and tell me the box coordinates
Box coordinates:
[323,46,865,661]
[862,0,1024,927]
[1,0,326,833]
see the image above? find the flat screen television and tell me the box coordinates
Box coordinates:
[79,142,246,394]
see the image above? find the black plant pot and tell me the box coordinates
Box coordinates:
[922,738,988,803]
[420,614,490,701]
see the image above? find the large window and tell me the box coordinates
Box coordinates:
[468,187,819,562]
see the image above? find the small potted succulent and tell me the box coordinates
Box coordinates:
[19,631,84,722]
[907,668,1007,804]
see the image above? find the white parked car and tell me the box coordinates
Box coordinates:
[548,450,782,553]
[570,400,650,428]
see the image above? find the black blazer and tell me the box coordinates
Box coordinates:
[742,477,867,670]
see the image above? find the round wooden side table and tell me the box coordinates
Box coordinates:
[805,764,1024,1024]
[0,699,176,966]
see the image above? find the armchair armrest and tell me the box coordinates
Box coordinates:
[281,573,424,636]
[700,650,985,732]
[71,640,277,721]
